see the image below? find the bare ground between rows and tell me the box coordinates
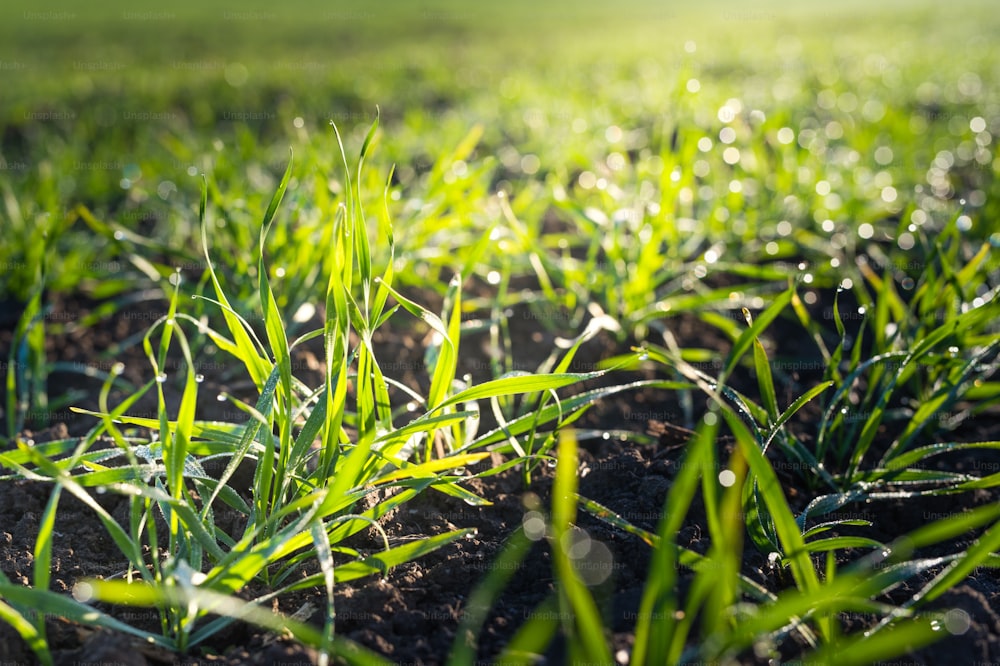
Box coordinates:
[2,293,1000,665]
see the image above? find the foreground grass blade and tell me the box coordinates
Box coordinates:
[1,583,172,649]
[632,411,717,665]
[721,409,827,638]
[803,615,942,665]
[0,579,50,665]
[81,580,391,664]
[550,429,612,664]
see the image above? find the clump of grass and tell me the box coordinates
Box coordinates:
[446,216,998,662]
[0,118,629,664]
[458,364,998,664]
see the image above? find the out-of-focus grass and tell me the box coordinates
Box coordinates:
[3,0,996,312]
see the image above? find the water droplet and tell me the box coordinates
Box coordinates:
[945,608,972,635]
[113,230,125,241]
[155,373,168,383]
[523,511,547,540]
[95,486,107,494]
[216,394,226,402]
[602,432,611,440]
[111,362,125,376]
[72,582,95,602]
[194,374,205,383]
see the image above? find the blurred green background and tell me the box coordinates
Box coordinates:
[1,0,997,302]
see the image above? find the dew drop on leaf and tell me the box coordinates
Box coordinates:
[156,373,168,383]
[194,374,205,383]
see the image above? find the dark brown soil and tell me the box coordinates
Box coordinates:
[2,294,999,666]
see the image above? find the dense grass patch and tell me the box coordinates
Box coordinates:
[1,1,999,663]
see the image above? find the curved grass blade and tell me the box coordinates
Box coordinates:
[0,574,50,665]
[720,286,793,384]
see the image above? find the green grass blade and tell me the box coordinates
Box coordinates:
[83,579,391,664]
[310,515,336,666]
[203,366,281,524]
[432,371,603,414]
[803,616,942,666]
[746,308,779,423]
[722,410,824,620]
[16,442,144,566]
[1,583,172,650]
[0,584,50,665]
[550,429,612,664]
[198,176,271,388]
[633,413,716,665]
[286,528,475,589]
[721,286,793,384]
